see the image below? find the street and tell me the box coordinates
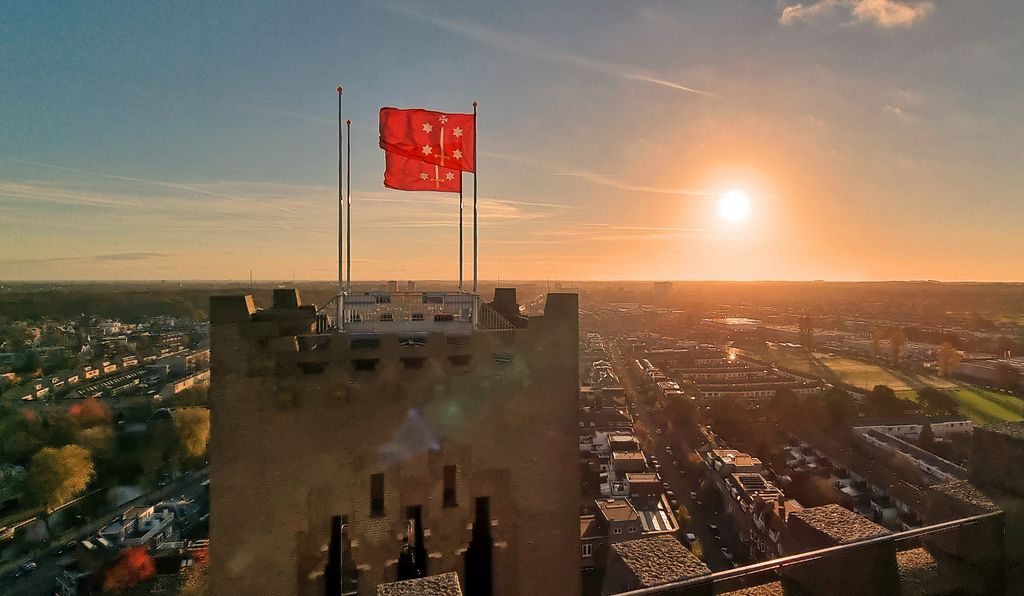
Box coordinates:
[607,341,739,572]
[0,472,208,596]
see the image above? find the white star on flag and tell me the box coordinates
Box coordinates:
[421,145,432,155]
[452,127,463,137]
[419,172,429,180]
[422,122,433,133]
[452,149,463,160]
[445,172,455,181]
[438,114,448,124]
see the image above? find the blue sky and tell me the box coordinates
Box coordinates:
[2,0,1022,281]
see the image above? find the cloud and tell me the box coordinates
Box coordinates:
[374,1,717,98]
[779,0,934,29]
[5,252,174,266]
[481,150,714,197]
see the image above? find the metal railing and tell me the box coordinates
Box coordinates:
[312,292,515,334]
[613,510,1004,595]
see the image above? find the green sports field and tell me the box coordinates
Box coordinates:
[739,344,1023,424]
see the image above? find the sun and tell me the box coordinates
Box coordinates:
[719,190,752,222]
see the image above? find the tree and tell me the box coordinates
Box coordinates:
[799,316,814,352]
[937,342,961,377]
[819,388,857,429]
[68,397,113,428]
[889,328,907,367]
[102,547,156,593]
[871,328,887,358]
[26,445,94,511]
[175,408,211,459]
[677,505,691,526]
[77,426,114,458]
[173,385,209,408]
[864,385,914,417]
[690,539,704,561]
[919,422,936,450]
[917,387,959,415]
[770,387,800,416]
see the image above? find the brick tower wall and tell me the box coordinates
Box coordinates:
[208,291,580,596]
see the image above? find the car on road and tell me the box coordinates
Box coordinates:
[665,446,673,454]
[689,491,698,501]
[685,533,697,546]
[13,561,38,578]
[708,523,720,536]
[662,482,671,489]
[671,459,679,467]
[720,547,734,561]
[666,490,675,499]
[656,428,662,434]
[56,540,78,555]
[670,498,678,508]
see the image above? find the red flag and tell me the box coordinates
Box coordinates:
[384,150,462,193]
[379,107,475,172]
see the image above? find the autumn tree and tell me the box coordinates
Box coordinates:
[677,505,691,526]
[68,397,113,428]
[77,425,114,458]
[690,539,705,561]
[175,407,211,459]
[102,547,156,593]
[26,445,94,511]
[937,342,961,377]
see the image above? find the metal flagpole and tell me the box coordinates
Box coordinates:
[346,119,352,293]
[472,101,478,294]
[459,185,464,291]
[342,87,350,327]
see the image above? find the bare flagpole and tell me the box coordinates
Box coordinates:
[342,86,350,325]
[472,101,478,294]
[459,185,464,291]
[346,119,352,293]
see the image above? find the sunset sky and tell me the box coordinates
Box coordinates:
[2,1,1022,282]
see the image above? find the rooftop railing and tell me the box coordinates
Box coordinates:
[611,510,1005,595]
[313,291,515,335]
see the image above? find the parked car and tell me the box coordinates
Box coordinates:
[708,523,720,536]
[665,446,673,454]
[685,533,698,545]
[689,491,698,501]
[662,482,671,490]
[670,498,678,508]
[13,561,38,578]
[656,428,663,434]
[666,490,675,499]
[720,547,734,561]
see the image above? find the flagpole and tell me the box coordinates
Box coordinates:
[342,86,350,325]
[472,101,478,295]
[459,185,464,291]
[346,119,352,293]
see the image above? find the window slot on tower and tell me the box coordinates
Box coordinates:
[401,357,426,370]
[448,354,472,367]
[443,465,457,507]
[370,473,385,517]
[352,358,379,372]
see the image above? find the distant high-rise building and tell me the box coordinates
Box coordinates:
[209,287,580,596]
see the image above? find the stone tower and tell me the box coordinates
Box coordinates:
[208,288,580,596]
